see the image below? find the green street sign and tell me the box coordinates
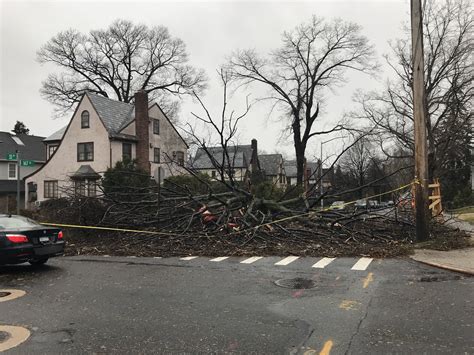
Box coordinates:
[6,153,17,161]
[21,160,35,167]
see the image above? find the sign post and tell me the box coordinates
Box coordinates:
[16,150,20,215]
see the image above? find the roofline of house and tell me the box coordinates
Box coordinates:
[23,93,89,181]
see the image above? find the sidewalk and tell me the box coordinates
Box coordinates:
[411,247,474,275]
[410,214,474,275]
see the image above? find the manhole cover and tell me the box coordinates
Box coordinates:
[0,292,11,298]
[274,278,317,289]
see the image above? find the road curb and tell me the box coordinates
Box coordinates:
[410,257,474,276]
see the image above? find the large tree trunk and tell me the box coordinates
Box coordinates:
[296,153,305,186]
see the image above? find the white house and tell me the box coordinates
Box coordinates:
[25,91,188,206]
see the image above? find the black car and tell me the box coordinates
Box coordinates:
[0,214,65,265]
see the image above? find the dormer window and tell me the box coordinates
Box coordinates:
[81,110,90,128]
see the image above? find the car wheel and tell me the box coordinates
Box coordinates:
[29,258,49,266]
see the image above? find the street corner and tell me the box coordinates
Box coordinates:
[410,248,474,276]
[0,325,31,352]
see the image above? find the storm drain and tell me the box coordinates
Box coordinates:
[0,292,11,298]
[274,278,317,289]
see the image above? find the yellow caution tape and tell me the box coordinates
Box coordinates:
[40,222,182,236]
[42,180,416,237]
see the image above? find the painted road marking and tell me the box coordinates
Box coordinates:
[180,256,198,260]
[240,256,263,264]
[339,300,361,311]
[275,256,299,266]
[0,325,30,352]
[312,257,335,269]
[363,272,374,288]
[210,256,229,262]
[351,257,373,271]
[153,256,162,259]
[0,290,26,303]
[319,340,333,355]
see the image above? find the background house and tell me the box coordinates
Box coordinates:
[0,132,46,212]
[25,91,188,206]
[191,141,257,181]
[259,154,286,188]
[284,159,334,193]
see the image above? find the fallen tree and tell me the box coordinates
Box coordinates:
[33,70,470,258]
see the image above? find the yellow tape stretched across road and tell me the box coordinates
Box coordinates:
[41,181,414,236]
[40,222,183,236]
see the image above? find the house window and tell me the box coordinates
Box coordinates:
[44,180,58,198]
[74,180,97,197]
[154,148,160,163]
[153,119,160,135]
[74,180,86,196]
[8,163,17,179]
[88,181,97,197]
[211,170,216,178]
[175,151,185,166]
[48,145,58,159]
[81,111,90,128]
[77,142,94,161]
[122,143,132,161]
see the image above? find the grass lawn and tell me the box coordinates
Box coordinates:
[457,213,474,224]
[450,206,474,224]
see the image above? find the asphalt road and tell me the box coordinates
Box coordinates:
[0,255,473,354]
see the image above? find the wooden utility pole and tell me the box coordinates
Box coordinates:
[411,0,430,241]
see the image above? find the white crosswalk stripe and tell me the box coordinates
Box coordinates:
[240,256,263,264]
[351,257,373,271]
[171,255,374,271]
[180,256,198,261]
[312,257,335,269]
[275,256,299,266]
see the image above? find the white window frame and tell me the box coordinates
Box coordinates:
[8,163,17,180]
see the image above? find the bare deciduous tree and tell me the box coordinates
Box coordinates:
[339,135,375,196]
[355,0,473,183]
[37,19,207,118]
[227,16,377,186]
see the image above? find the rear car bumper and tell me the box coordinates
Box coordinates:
[0,241,65,265]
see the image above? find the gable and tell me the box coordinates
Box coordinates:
[148,104,189,148]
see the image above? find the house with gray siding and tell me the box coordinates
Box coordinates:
[0,132,46,212]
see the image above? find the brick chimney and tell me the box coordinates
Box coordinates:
[251,138,258,172]
[135,90,150,174]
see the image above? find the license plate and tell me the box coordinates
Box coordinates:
[39,236,50,243]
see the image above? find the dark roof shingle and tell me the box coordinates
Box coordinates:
[0,132,46,162]
[87,93,134,134]
[259,154,282,176]
[192,145,253,169]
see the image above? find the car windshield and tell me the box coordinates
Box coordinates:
[0,216,40,229]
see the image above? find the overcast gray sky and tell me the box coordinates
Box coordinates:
[0,0,409,160]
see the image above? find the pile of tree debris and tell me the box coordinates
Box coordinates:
[40,196,468,258]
